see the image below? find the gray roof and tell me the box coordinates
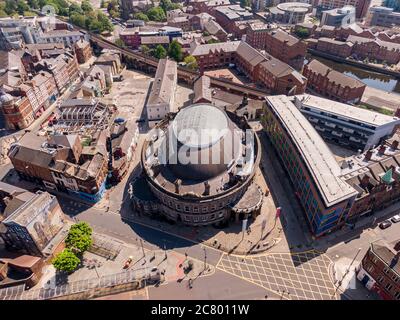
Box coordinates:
[147,59,177,107]
[266,95,358,207]
[296,94,399,127]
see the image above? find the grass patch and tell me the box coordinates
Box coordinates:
[356,104,394,116]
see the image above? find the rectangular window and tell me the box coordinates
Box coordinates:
[385,283,393,291]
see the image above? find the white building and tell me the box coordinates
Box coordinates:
[146,59,177,128]
[294,94,400,151]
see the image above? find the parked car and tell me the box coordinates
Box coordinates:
[391,214,400,223]
[379,220,392,229]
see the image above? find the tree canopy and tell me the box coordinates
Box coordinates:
[168,40,183,62]
[146,6,166,21]
[52,249,80,273]
[134,12,149,22]
[160,0,180,12]
[154,45,167,59]
[183,55,198,70]
[65,222,93,254]
[294,27,309,39]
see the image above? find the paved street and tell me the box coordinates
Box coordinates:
[217,251,336,300]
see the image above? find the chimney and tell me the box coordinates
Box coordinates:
[364,149,373,161]
[174,179,181,194]
[378,144,386,155]
[391,140,399,150]
[203,180,210,195]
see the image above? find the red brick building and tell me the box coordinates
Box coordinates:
[312,37,354,58]
[246,25,307,70]
[347,35,400,64]
[189,41,307,95]
[0,88,35,130]
[303,59,366,104]
[357,240,400,300]
[74,38,93,64]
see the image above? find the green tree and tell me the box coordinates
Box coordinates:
[65,222,93,254]
[70,13,86,28]
[27,0,40,9]
[240,0,250,8]
[160,0,180,12]
[52,249,80,273]
[294,27,309,39]
[5,0,17,15]
[114,38,126,48]
[206,38,219,44]
[97,10,114,32]
[81,0,93,13]
[69,221,93,237]
[140,44,151,55]
[168,40,182,62]
[0,10,7,17]
[17,0,29,14]
[134,12,149,21]
[100,0,109,8]
[146,6,166,21]
[69,2,83,16]
[107,0,119,18]
[183,55,198,70]
[154,44,167,59]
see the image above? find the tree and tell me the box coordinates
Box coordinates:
[146,6,166,21]
[294,27,309,39]
[160,0,180,12]
[134,12,149,22]
[70,13,86,28]
[140,44,151,55]
[27,0,40,9]
[17,0,29,15]
[240,0,250,8]
[206,38,219,44]
[69,2,83,16]
[97,11,114,32]
[100,0,109,8]
[168,40,183,62]
[107,0,119,18]
[114,38,126,48]
[81,0,93,13]
[183,55,198,70]
[154,44,167,59]
[5,0,17,15]
[69,221,92,237]
[52,249,80,273]
[65,222,93,254]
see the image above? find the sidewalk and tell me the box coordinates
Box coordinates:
[314,201,400,251]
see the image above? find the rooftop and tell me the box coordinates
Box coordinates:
[305,59,365,89]
[147,58,177,107]
[295,94,399,127]
[266,95,358,207]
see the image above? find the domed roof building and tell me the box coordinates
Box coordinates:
[131,103,263,226]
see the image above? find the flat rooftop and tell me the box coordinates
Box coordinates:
[266,95,358,207]
[295,94,400,128]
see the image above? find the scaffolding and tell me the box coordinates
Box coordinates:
[88,233,124,260]
[53,100,114,135]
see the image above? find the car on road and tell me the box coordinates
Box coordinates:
[379,220,392,229]
[391,214,400,223]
